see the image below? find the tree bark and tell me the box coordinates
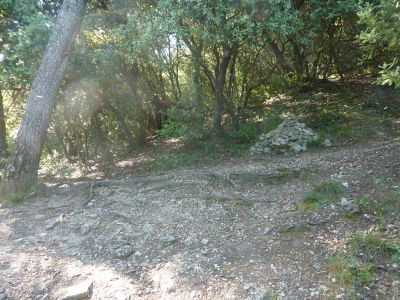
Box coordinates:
[213,45,232,131]
[0,0,87,202]
[268,40,293,74]
[0,90,7,157]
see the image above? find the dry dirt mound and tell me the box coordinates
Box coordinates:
[0,139,399,299]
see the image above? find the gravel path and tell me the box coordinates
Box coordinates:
[1,139,399,299]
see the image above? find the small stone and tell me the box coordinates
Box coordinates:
[80,224,92,236]
[160,235,176,245]
[57,280,93,300]
[201,239,209,245]
[254,288,269,300]
[322,139,332,147]
[341,182,349,188]
[45,219,60,230]
[114,245,135,259]
[340,197,350,206]
[292,144,303,153]
[183,237,194,246]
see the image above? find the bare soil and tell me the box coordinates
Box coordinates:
[1,139,399,299]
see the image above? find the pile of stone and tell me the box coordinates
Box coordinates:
[250,115,330,155]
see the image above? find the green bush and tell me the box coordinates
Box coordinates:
[159,107,206,145]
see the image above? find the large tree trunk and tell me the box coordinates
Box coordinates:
[213,45,232,131]
[0,0,87,202]
[0,90,7,157]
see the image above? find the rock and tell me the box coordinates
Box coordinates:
[114,245,135,259]
[57,280,93,300]
[344,202,360,214]
[250,115,319,155]
[0,288,6,300]
[201,239,209,245]
[160,235,176,245]
[254,288,270,300]
[322,139,332,147]
[341,182,349,188]
[79,224,92,235]
[183,237,194,246]
[45,219,60,230]
[292,144,303,153]
[340,197,350,206]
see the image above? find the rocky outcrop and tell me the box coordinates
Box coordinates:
[250,115,325,155]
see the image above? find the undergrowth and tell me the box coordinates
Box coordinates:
[328,232,400,298]
[302,181,344,210]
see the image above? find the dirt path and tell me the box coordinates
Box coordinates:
[1,139,399,299]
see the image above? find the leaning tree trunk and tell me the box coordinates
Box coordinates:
[0,0,87,202]
[0,90,7,157]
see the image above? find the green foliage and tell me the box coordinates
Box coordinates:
[149,143,218,171]
[328,232,399,295]
[302,180,343,210]
[348,234,390,263]
[358,0,400,88]
[159,107,206,145]
[329,256,376,287]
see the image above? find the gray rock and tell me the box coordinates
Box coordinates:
[57,280,93,300]
[340,197,350,206]
[114,245,135,259]
[254,288,271,300]
[160,235,176,245]
[79,224,92,235]
[344,202,360,214]
[45,219,60,230]
[322,139,332,147]
[292,144,303,153]
[250,115,318,155]
[183,237,194,246]
[201,239,209,245]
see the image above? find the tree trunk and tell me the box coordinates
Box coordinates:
[0,0,87,202]
[213,46,232,131]
[0,90,7,157]
[268,40,293,74]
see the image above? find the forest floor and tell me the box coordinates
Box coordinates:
[1,136,400,299]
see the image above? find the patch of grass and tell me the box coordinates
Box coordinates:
[302,181,343,210]
[329,256,376,287]
[348,234,390,263]
[379,191,400,221]
[328,232,400,297]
